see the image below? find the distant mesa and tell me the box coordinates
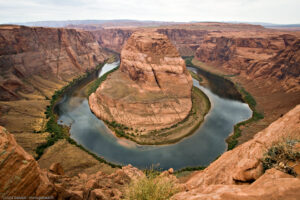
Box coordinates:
[89,31,194,140]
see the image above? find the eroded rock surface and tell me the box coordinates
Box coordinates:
[172,104,300,199]
[89,31,193,132]
[0,126,56,197]
[0,126,146,199]
[195,33,300,92]
[0,25,108,100]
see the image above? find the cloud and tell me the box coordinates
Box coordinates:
[0,0,299,24]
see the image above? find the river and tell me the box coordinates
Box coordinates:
[55,61,252,170]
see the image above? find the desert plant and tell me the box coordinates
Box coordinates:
[125,170,179,200]
[261,139,300,176]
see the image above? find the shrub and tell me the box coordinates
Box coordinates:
[125,170,179,200]
[262,139,300,176]
[87,66,119,96]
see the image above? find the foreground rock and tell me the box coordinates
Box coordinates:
[172,104,300,199]
[0,126,56,197]
[0,126,145,199]
[89,31,193,133]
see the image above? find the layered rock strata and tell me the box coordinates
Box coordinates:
[89,31,193,132]
[172,104,300,199]
[195,33,300,92]
[0,25,108,100]
[0,126,56,197]
[0,126,145,199]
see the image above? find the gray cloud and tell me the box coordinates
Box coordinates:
[0,0,299,24]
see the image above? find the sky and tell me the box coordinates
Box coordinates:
[0,0,299,24]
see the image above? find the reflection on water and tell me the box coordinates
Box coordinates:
[56,61,252,170]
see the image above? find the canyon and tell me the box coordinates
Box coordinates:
[88,23,300,145]
[0,22,300,199]
[0,25,114,178]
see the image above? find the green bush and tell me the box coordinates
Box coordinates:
[125,170,179,200]
[35,62,106,159]
[262,139,300,176]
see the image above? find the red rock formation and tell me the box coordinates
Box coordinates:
[0,25,108,100]
[172,104,300,199]
[195,33,300,92]
[89,22,266,54]
[92,28,133,52]
[0,126,56,197]
[0,125,145,199]
[92,28,208,56]
[156,29,207,56]
[89,31,193,132]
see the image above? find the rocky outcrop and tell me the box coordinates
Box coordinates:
[0,125,145,199]
[0,126,56,197]
[53,164,145,200]
[173,168,300,200]
[195,33,300,92]
[172,104,300,199]
[0,25,108,100]
[89,31,193,132]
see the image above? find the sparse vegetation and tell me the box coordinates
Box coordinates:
[125,170,179,200]
[189,70,202,82]
[175,166,206,174]
[262,139,300,176]
[87,66,119,96]
[226,84,264,150]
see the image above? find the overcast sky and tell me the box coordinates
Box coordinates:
[0,0,299,24]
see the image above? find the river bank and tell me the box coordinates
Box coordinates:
[56,60,251,170]
[184,57,264,149]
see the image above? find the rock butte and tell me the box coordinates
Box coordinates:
[89,31,193,132]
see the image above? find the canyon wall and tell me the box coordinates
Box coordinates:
[90,25,299,94]
[0,25,109,100]
[92,28,208,56]
[195,33,300,92]
[92,28,132,53]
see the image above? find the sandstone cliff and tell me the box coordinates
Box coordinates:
[172,104,300,199]
[93,28,208,56]
[90,23,266,55]
[0,25,108,100]
[89,31,193,132]
[92,28,133,52]
[195,32,300,92]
